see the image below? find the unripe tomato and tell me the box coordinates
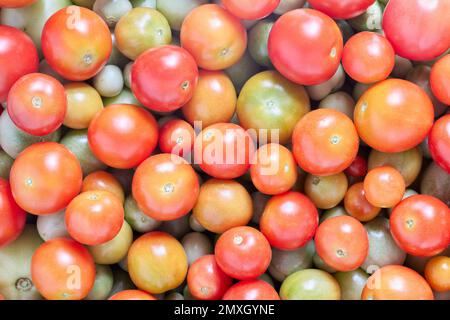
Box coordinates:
[222,0,280,20]
[344,182,381,222]
[223,280,280,300]
[308,0,374,19]
[0,178,26,248]
[428,114,450,173]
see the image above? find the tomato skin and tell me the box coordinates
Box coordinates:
[0,0,37,7]
[363,166,405,208]
[222,280,280,300]
[7,73,66,136]
[390,195,450,257]
[354,79,434,153]
[344,182,381,222]
[428,114,450,174]
[31,238,96,300]
[344,155,368,178]
[382,0,450,61]
[82,171,124,204]
[430,54,450,105]
[41,6,112,81]
[292,109,359,176]
[268,8,343,86]
[215,226,271,280]
[158,119,195,157]
[424,256,450,292]
[0,178,26,248]
[0,25,39,103]
[222,0,280,20]
[10,142,83,215]
[260,192,318,250]
[88,104,158,169]
[308,0,374,19]
[131,45,198,112]
[109,290,157,300]
[187,255,233,300]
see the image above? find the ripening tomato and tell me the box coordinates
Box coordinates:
[0,179,26,248]
[31,238,96,300]
[382,0,450,61]
[223,280,280,300]
[260,192,318,250]
[342,32,395,84]
[10,142,82,215]
[194,123,256,179]
[362,265,433,300]
[88,104,158,169]
[158,119,195,157]
[7,73,66,136]
[215,226,271,280]
[268,9,343,85]
[364,166,405,208]
[132,154,199,221]
[344,182,381,222]
[222,0,280,20]
[41,6,112,81]
[292,109,359,176]
[308,0,374,19]
[180,4,247,70]
[0,0,37,7]
[344,155,368,178]
[424,256,450,292]
[82,171,125,204]
[428,114,450,173]
[354,79,434,153]
[109,290,157,300]
[131,45,198,112]
[390,195,450,257]
[315,216,369,272]
[187,255,232,300]
[0,25,39,103]
[430,55,450,105]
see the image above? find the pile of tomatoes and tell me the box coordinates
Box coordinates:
[0,0,449,301]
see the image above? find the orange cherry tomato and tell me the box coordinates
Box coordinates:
[180,4,247,70]
[354,79,434,153]
[344,182,381,222]
[109,290,157,300]
[363,166,405,208]
[222,0,280,20]
[31,238,96,300]
[10,142,82,215]
[82,171,125,204]
[0,178,26,248]
[222,280,280,300]
[430,54,450,105]
[424,256,450,292]
[158,119,195,157]
[428,114,450,173]
[292,109,359,176]
[308,0,374,19]
[0,0,37,8]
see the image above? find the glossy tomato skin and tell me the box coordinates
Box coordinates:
[41,6,112,81]
[158,119,195,157]
[0,178,26,248]
[430,54,450,105]
[344,182,381,222]
[88,104,158,169]
[7,73,67,136]
[260,192,318,250]
[344,155,368,178]
[0,0,37,7]
[268,8,343,85]
[363,166,405,208]
[0,25,39,103]
[222,0,280,20]
[292,109,359,176]
[424,256,450,292]
[354,79,434,153]
[308,0,374,19]
[10,142,82,215]
[382,0,450,61]
[428,114,450,173]
[131,45,198,112]
[109,290,157,300]
[31,238,96,300]
[215,226,271,280]
[222,280,280,300]
[82,171,124,204]
[390,195,450,257]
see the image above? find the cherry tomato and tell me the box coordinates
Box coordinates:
[362,265,433,300]
[132,153,199,221]
[424,256,450,292]
[315,216,369,272]
[390,195,450,257]
[363,166,405,208]
[0,25,39,103]
[428,114,450,173]
[82,171,125,204]
[304,173,348,210]
[180,4,247,70]
[292,109,359,176]
[131,45,198,112]
[7,73,66,136]
[187,254,232,300]
[268,8,343,85]
[0,0,37,7]
[344,155,368,178]
[344,182,381,222]
[215,226,271,280]
[0,178,26,248]
[10,142,82,215]
[222,280,280,300]
[308,0,374,19]
[31,238,96,300]
[354,79,434,153]
[41,6,112,81]
[382,0,450,61]
[260,192,318,250]
[158,119,195,157]
[109,290,157,300]
[430,54,450,105]
[222,0,280,20]
[88,104,158,169]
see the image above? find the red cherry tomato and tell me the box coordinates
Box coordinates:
[222,280,280,300]
[222,0,280,20]
[109,290,157,300]
[429,114,450,174]
[41,6,112,81]
[215,226,271,280]
[0,25,39,103]
[0,178,26,248]
[430,54,450,105]
[308,0,374,19]
[344,155,368,178]
[382,0,450,61]
[131,45,198,112]
[88,104,158,169]
[7,73,66,136]
[268,8,343,85]
[260,191,318,250]
[0,0,37,7]
[158,119,195,157]
[390,195,450,257]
